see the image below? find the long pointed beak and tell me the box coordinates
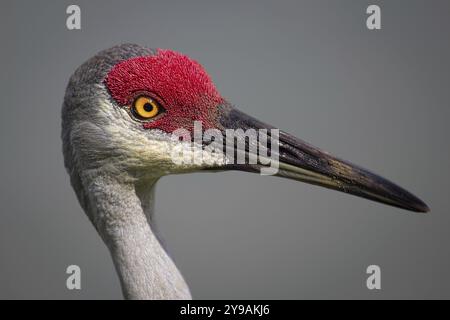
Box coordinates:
[213,104,429,213]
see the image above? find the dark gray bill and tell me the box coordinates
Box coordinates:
[210,104,429,213]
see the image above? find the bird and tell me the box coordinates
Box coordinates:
[61,44,429,300]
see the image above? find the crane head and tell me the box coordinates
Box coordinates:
[62,44,428,213]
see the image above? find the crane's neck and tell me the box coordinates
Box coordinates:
[84,174,191,300]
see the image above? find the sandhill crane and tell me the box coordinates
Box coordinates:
[61,44,428,300]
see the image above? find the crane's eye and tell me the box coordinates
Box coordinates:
[131,96,162,120]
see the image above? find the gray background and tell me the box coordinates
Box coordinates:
[0,0,449,299]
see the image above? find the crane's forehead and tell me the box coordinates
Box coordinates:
[105,49,222,107]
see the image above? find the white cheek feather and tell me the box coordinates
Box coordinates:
[96,95,226,177]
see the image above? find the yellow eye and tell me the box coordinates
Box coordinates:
[132,96,161,120]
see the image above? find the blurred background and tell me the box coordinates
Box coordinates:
[0,0,449,299]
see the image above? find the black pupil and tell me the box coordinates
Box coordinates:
[143,102,154,113]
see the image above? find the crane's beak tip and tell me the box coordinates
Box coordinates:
[411,200,430,213]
